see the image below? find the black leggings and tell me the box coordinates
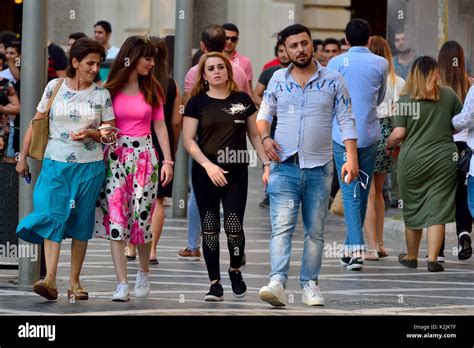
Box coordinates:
[440,141,472,253]
[192,162,248,282]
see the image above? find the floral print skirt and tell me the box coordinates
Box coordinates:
[94,135,159,244]
[374,117,393,174]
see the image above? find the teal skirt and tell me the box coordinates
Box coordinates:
[17,159,105,244]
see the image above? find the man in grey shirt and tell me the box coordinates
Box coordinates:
[256,24,358,308]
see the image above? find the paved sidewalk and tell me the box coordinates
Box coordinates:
[0,167,473,315]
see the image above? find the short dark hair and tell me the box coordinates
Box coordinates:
[340,38,347,46]
[94,20,112,33]
[222,23,239,35]
[274,35,285,56]
[323,38,341,49]
[67,38,105,78]
[69,32,88,41]
[279,24,311,45]
[313,39,323,47]
[394,27,405,37]
[6,41,21,55]
[345,18,371,46]
[201,24,226,53]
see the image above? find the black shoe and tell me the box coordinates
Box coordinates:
[241,252,247,266]
[346,257,363,271]
[228,269,247,298]
[259,196,269,208]
[398,253,417,268]
[204,282,223,301]
[458,232,472,261]
[427,261,444,272]
[340,256,351,266]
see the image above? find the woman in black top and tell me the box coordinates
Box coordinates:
[183,52,270,301]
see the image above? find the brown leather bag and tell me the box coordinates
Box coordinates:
[28,78,64,161]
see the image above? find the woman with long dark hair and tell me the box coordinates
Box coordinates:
[438,40,472,260]
[94,35,174,301]
[387,56,463,272]
[126,36,183,264]
[16,38,115,300]
[183,52,269,300]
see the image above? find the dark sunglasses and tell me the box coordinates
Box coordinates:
[226,36,238,43]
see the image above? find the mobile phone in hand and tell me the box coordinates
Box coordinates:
[25,172,31,184]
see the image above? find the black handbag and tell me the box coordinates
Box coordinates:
[458,146,472,176]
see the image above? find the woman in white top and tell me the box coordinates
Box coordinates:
[364,36,405,260]
[439,40,472,260]
[15,38,115,301]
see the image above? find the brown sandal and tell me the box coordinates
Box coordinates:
[67,283,89,300]
[33,279,58,301]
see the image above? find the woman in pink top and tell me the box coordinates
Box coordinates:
[94,35,174,302]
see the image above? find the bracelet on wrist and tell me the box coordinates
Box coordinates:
[261,135,272,144]
[162,160,174,167]
[262,161,270,169]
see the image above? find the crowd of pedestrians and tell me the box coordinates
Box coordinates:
[6,15,473,308]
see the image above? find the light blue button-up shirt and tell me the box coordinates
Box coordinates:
[257,61,357,169]
[328,46,388,148]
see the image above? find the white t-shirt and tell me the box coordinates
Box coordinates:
[377,75,405,118]
[0,68,17,84]
[106,46,120,60]
[37,78,115,163]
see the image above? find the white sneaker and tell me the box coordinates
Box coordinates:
[112,282,130,302]
[134,269,150,298]
[302,280,325,306]
[259,280,286,307]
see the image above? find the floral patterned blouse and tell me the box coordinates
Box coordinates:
[37,78,115,163]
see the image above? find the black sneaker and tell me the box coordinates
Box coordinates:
[346,257,363,271]
[458,232,472,261]
[228,269,247,298]
[204,282,223,301]
[259,196,269,208]
[340,256,351,266]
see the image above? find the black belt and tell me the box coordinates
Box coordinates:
[283,153,299,164]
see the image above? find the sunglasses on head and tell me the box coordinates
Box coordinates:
[226,36,238,43]
[139,34,151,45]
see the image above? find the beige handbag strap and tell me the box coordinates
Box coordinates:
[43,78,64,118]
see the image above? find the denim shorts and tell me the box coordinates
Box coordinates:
[17,159,105,244]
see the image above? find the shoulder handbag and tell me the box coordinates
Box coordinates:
[458,146,472,176]
[28,78,64,161]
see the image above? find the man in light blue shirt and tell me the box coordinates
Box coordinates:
[328,18,388,271]
[256,24,358,308]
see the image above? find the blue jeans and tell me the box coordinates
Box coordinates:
[267,160,333,288]
[333,142,378,254]
[187,157,201,250]
[467,175,474,218]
